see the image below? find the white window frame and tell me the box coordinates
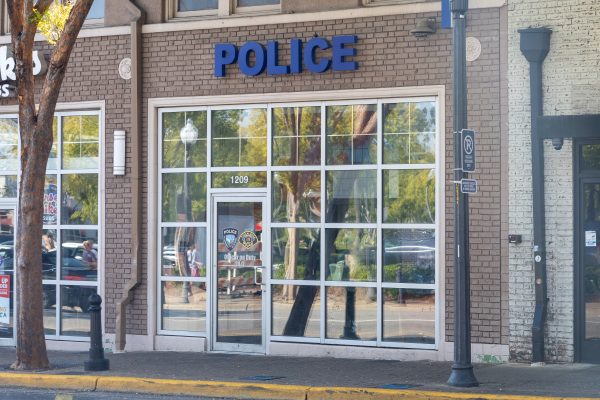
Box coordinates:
[153,88,444,352]
[168,0,280,20]
[0,105,104,343]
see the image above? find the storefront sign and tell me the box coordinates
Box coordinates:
[0,46,48,98]
[214,35,358,77]
[0,275,9,325]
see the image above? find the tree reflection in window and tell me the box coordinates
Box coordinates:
[61,174,98,225]
[326,104,377,165]
[272,106,321,166]
[212,109,267,167]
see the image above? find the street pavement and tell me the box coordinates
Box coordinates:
[0,347,599,399]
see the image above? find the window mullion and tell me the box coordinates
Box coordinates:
[218,0,230,16]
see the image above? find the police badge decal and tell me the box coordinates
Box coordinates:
[223,228,238,251]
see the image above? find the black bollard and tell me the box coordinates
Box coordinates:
[84,294,109,371]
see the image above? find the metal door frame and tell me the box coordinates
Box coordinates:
[574,140,600,362]
[0,203,17,347]
[210,193,268,353]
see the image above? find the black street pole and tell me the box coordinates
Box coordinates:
[447,0,478,387]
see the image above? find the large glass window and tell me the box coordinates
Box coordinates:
[0,112,101,340]
[158,97,438,348]
[50,112,100,338]
[159,108,209,336]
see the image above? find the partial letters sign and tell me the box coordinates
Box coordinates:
[461,129,476,172]
[214,35,358,77]
[0,275,9,325]
[0,46,47,98]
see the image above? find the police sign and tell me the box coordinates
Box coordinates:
[461,129,476,172]
[215,35,358,77]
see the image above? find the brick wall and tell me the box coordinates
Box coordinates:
[508,1,600,362]
[0,6,508,345]
[141,8,507,346]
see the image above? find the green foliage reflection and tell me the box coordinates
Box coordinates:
[61,174,98,224]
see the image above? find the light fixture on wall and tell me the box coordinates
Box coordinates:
[410,17,437,38]
[113,130,126,175]
[552,137,563,150]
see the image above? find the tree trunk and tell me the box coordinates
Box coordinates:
[7,0,96,370]
[12,121,52,370]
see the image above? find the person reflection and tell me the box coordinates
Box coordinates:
[82,240,98,270]
[42,232,56,252]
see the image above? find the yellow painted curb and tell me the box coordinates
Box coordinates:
[96,376,308,400]
[306,386,599,400]
[0,372,97,391]
[0,372,597,400]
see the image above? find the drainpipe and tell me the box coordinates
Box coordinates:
[518,27,552,363]
[115,1,145,352]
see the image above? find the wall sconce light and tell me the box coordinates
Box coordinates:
[113,130,126,175]
[410,17,437,38]
[552,137,564,150]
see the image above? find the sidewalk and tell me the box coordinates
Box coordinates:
[0,347,599,399]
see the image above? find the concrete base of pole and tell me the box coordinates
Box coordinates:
[84,358,110,372]
[447,365,479,387]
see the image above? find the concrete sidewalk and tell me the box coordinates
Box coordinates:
[0,348,599,399]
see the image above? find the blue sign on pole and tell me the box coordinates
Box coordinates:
[442,0,452,29]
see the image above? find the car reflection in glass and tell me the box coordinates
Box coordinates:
[0,230,97,314]
[383,232,435,284]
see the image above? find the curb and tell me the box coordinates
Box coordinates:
[0,373,597,400]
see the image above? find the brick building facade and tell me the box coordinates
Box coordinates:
[508,0,600,363]
[0,0,511,363]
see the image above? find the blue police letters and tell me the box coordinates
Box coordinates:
[214,35,358,77]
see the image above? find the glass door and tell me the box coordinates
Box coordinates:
[0,207,15,346]
[579,180,600,362]
[212,195,266,352]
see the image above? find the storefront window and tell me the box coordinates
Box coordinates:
[383,101,436,164]
[211,108,267,167]
[158,98,438,348]
[326,104,377,165]
[159,109,209,336]
[0,118,18,171]
[0,111,101,341]
[62,114,99,169]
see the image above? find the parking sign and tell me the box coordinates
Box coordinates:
[461,129,476,172]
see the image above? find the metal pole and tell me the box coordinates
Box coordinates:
[447,0,478,387]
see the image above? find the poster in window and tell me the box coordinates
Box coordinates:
[0,275,9,325]
[43,180,58,225]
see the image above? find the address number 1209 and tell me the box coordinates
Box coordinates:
[230,175,249,184]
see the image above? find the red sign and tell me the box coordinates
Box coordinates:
[0,275,9,298]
